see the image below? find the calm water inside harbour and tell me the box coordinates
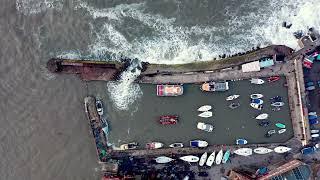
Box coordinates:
[89,77,293,148]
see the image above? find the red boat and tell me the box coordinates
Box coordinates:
[159,115,178,125]
[267,76,280,82]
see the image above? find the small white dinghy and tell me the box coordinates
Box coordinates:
[155,156,174,164]
[278,129,286,134]
[274,146,291,153]
[253,147,273,154]
[199,152,208,166]
[198,111,213,118]
[205,151,215,166]
[255,113,269,120]
[250,78,265,85]
[180,155,199,163]
[226,95,240,101]
[311,129,320,134]
[312,134,319,138]
[198,105,212,112]
[250,94,264,99]
[234,148,253,156]
[250,103,263,110]
[215,149,223,165]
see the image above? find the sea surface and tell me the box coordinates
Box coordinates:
[1,0,319,179]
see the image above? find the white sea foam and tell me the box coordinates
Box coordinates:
[16,0,63,15]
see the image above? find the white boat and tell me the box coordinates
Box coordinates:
[250,78,265,85]
[226,95,240,101]
[146,142,164,149]
[274,146,291,153]
[198,105,212,112]
[312,134,319,138]
[169,143,184,148]
[234,148,253,156]
[309,112,317,116]
[278,129,286,134]
[311,130,320,134]
[197,122,214,132]
[253,147,273,154]
[205,151,215,166]
[155,156,174,164]
[255,113,269,120]
[215,149,224,165]
[250,94,264,99]
[198,111,213,118]
[199,152,208,166]
[180,155,199,162]
[96,100,103,116]
[250,103,263,110]
[271,102,285,107]
[190,140,208,148]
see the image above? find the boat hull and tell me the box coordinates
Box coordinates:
[250,103,263,110]
[180,155,199,162]
[274,146,291,153]
[234,148,253,156]
[215,150,223,165]
[146,142,164,149]
[155,156,174,163]
[206,152,215,166]
[253,147,273,154]
[190,140,208,148]
[222,150,230,164]
[198,111,213,118]
[236,139,248,145]
[256,113,269,120]
[199,152,208,166]
[169,143,184,148]
[250,94,264,99]
[198,105,212,112]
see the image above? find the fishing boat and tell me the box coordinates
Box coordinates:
[96,100,103,116]
[205,152,215,166]
[198,111,213,118]
[250,94,264,99]
[199,152,208,166]
[250,103,263,110]
[180,155,199,162]
[155,156,174,164]
[222,150,230,164]
[201,81,229,92]
[159,115,178,125]
[275,123,286,128]
[268,76,280,82]
[198,105,212,112]
[226,95,240,101]
[169,143,184,148]
[234,148,252,156]
[312,134,319,138]
[256,113,269,120]
[215,149,224,164]
[229,103,240,109]
[251,99,264,105]
[190,140,208,148]
[120,142,139,150]
[157,84,183,96]
[250,78,265,85]
[274,146,291,153]
[236,139,248,145]
[254,147,273,154]
[271,102,285,107]
[259,120,270,127]
[146,142,164,149]
[278,129,286,134]
[197,122,214,132]
[311,129,320,134]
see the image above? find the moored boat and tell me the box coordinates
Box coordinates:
[215,149,224,165]
[268,76,280,82]
[199,152,208,166]
[250,78,265,85]
[157,84,183,96]
[180,155,199,162]
[159,115,178,125]
[120,142,139,150]
[234,148,252,156]
[270,96,282,102]
[250,94,264,99]
[258,120,270,127]
[250,103,263,110]
[222,150,230,164]
[198,111,213,118]
[236,139,248,145]
[197,122,214,132]
[311,134,319,138]
[206,151,215,166]
[265,129,276,137]
[226,95,240,101]
[198,105,212,112]
[278,129,286,134]
[155,156,174,164]
[275,123,286,128]
[201,81,229,92]
[146,142,164,149]
[274,146,291,153]
[251,99,264,105]
[253,147,273,154]
[311,129,320,134]
[96,100,104,116]
[229,103,240,109]
[271,102,285,107]
[169,143,184,148]
[256,113,269,120]
[190,140,208,148]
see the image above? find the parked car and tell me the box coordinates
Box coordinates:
[301,146,316,155]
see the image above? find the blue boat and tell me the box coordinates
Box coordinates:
[190,140,208,148]
[251,99,263,105]
[236,139,248,145]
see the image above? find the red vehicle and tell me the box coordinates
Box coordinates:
[267,76,280,82]
[159,115,178,125]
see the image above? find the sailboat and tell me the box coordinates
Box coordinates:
[198,105,212,112]
[205,152,215,166]
[215,149,224,165]
[253,147,273,154]
[226,95,240,101]
[255,113,269,120]
[199,152,208,166]
[222,150,230,164]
